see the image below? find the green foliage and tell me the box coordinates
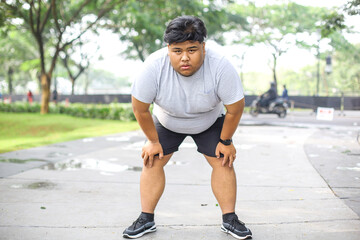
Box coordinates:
[321,11,346,38]
[0,102,41,113]
[331,43,360,93]
[321,0,359,38]
[0,29,39,93]
[109,0,231,61]
[345,0,360,15]
[227,2,326,89]
[0,102,136,121]
[2,0,125,112]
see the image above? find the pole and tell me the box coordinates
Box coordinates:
[340,92,345,116]
[316,40,320,96]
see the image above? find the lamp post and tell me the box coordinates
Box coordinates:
[325,55,332,74]
[315,28,322,96]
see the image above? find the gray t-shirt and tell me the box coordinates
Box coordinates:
[131,46,244,134]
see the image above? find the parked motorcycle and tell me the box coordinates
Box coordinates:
[249,97,288,118]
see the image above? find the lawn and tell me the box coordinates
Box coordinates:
[0,112,140,153]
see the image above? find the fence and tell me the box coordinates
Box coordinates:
[2,94,360,110]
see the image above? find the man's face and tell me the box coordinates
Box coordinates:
[168,40,206,77]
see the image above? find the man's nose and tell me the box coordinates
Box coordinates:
[181,52,189,61]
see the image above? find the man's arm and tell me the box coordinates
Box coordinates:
[215,98,245,167]
[132,96,163,167]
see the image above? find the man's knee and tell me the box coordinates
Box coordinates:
[205,155,235,170]
[143,154,173,169]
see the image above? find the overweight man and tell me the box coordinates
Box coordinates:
[123,15,252,240]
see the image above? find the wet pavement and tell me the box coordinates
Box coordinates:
[0,111,360,239]
[304,128,360,216]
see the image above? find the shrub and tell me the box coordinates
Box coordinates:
[0,102,135,121]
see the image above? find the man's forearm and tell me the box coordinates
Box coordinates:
[220,112,242,140]
[134,111,159,143]
[220,99,245,140]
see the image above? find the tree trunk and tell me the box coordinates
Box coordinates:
[40,73,51,114]
[239,51,246,86]
[71,77,75,95]
[272,54,278,95]
[84,71,90,95]
[7,67,14,94]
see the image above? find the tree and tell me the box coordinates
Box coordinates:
[228,2,326,93]
[0,28,39,94]
[60,40,96,95]
[107,0,231,61]
[321,0,360,37]
[2,0,123,113]
[329,34,360,93]
[319,0,360,94]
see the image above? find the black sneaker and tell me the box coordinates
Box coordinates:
[123,215,156,239]
[221,215,252,240]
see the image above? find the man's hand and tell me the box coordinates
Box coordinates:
[215,142,236,167]
[142,141,164,168]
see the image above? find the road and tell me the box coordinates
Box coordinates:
[241,110,360,217]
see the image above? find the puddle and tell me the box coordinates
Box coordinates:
[106,137,130,142]
[337,163,360,172]
[0,158,47,164]
[168,160,188,166]
[128,166,143,171]
[234,144,256,150]
[27,181,56,189]
[316,145,334,149]
[41,158,142,173]
[46,152,73,158]
[122,141,144,151]
[11,181,56,190]
[348,153,360,156]
[49,144,67,148]
[82,138,94,142]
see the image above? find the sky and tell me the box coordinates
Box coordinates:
[91,0,359,82]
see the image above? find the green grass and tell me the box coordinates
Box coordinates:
[0,112,140,153]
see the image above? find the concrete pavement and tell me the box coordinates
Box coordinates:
[1,114,360,239]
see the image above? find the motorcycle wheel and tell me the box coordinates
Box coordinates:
[250,106,259,117]
[276,106,287,118]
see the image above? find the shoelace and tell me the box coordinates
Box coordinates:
[131,217,146,229]
[229,217,246,231]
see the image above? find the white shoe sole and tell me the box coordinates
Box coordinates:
[221,225,252,240]
[123,225,157,239]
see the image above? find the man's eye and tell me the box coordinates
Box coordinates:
[189,49,196,53]
[174,50,181,54]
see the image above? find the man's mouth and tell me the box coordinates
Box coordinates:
[180,65,190,70]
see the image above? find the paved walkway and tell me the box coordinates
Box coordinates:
[0,115,360,239]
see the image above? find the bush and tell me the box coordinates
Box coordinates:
[0,102,135,121]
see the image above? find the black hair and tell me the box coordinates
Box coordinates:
[163,16,207,44]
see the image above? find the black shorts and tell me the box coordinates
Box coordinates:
[153,115,225,157]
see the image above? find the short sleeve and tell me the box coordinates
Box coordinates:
[131,60,158,104]
[216,57,244,105]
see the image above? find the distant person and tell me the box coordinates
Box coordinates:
[52,89,58,104]
[282,85,289,101]
[27,90,33,104]
[123,16,252,240]
[259,82,277,107]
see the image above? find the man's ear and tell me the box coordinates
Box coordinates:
[167,44,170,55]
[202,42,206,55]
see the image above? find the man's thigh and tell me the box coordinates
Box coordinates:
[191,115,225,158]
[153,115,187,155]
